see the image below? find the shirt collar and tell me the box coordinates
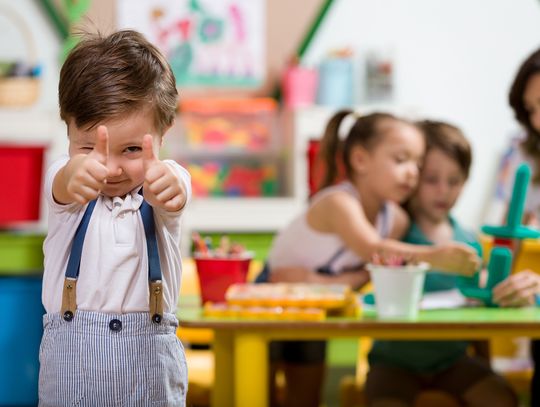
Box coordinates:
[101,186,144,215]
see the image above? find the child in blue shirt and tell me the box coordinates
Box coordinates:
[366,120,517,407]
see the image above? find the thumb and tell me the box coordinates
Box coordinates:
[90,125,109,165]
[142,134,157,169]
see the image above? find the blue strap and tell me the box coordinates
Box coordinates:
[65,200,97,279]
[140,200,161,282]
[65,197,162,282]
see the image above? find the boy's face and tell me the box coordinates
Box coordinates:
[413,147,466,222]
[68,109,162,198]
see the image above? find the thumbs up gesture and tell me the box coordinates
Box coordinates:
[61,125,110,204]
[142,134,187,212]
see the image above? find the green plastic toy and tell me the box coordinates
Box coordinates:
[482,164,540,240]
[460,163,540,306]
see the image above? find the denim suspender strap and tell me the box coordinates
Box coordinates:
[140,200,164,323]
[61,200,97,321]
[60,197,164,324]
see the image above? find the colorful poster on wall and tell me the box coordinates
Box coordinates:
[117,0,265,87]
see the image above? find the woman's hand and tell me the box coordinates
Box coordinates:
[427,242,481,276]
[492,270,540,307]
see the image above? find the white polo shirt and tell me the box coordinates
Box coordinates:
[42,156,192,315]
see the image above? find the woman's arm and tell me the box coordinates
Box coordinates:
[307,191,480,276]
[269,266,369,291]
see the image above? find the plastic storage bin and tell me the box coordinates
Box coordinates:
[178,98,278,151]
[0,232,45,274]
[0,276,44,405]
[316,57,354,107]
[282,65,318,108]
[0,144,46,225]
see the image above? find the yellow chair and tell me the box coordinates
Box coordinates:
[513,239,540,273]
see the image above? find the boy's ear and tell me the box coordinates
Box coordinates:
[349,145,370,175]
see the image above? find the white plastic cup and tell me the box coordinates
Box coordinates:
[366,263,429,319]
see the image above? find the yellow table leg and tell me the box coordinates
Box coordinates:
[212,331,234,407]
[234,333,268,407]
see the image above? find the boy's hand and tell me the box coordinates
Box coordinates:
[429,243,481,276]
[492,270,540,307]
[63,125,109,204]
[142,134,187,212]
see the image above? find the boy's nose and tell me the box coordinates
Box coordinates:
[106,160,123,177]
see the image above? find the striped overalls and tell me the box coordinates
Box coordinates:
[39,199,187,406]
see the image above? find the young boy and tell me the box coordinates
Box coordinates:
[365,121,517,407]
[39,30,191,406]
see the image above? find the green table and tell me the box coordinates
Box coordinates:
[177,306,540,407]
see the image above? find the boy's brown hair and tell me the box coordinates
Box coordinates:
[417,120,472,179]
[59,30,178,134]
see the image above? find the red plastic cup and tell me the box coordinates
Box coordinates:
[194,256,252,304]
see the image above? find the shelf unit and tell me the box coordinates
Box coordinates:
[176,104,418,249]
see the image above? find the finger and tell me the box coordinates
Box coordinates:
[500,291,535,307]
[86,161,108,183]
[72,185,100,204]
[156,185,179,203]
[462,257,479,276]
[78,190,98,203]
[147,174,172,196]
[142,134,157,169]
[145,164,167,186]
[492,283,512,302]
[493,275,537,303]
[163,194,183,212]
[90,126,109,164]
[492,276,518,300]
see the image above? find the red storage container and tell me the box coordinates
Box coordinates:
[0,144,46,225]
[194,256,251,304]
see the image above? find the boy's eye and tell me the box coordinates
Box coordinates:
[125,146,142,153]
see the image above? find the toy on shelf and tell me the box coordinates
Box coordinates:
[188,161,278,197]
[180,98,278,151]
[460,163,540,306]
